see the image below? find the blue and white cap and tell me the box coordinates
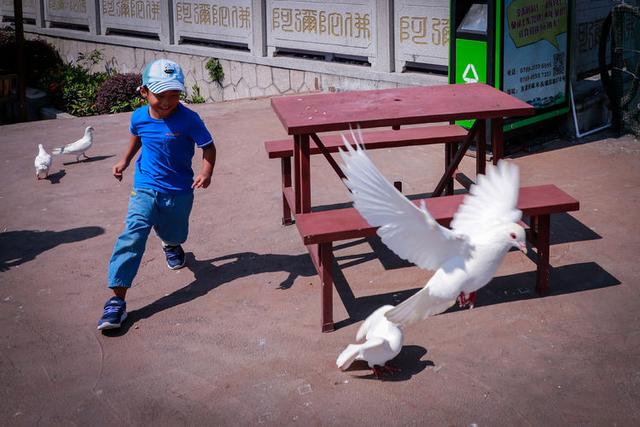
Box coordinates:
[142,59,185,94]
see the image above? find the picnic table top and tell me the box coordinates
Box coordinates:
[271,83,535,135]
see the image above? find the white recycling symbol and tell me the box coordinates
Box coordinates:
[462,63,479,83]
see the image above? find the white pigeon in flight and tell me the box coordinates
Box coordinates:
[52,126,94,162]
[339,129,526,327]
[336,305,404,377]
[34,144,52,180]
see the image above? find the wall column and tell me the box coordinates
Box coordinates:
[251,0,267,57]
[160,0,174,45]
[374,0,394,72]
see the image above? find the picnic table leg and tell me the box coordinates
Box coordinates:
[319,242,335,332]
[476,119,487,175]
[433,121,480,197]
[535,214,551,295]
[281,157,293,225]
[445,142,455,195]
[491,118,504,164]
[529,215,538,238]
[294,134,311,214]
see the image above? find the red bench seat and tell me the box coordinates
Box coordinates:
[294,184,580,332]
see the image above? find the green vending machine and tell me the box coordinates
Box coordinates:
[450,0,570,131]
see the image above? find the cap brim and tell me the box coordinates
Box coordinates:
[146,81,185,94]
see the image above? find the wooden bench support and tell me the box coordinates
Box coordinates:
[534,214,551,295]
[306,243,336,332]
[281,154,292,225]
[295,185,579,332]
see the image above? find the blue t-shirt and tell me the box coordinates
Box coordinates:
[129,103,213,193]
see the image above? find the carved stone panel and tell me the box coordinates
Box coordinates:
[267,0,376,60]
[394,0,449,69]
[174,0,252,48]
[100,0,162,35]
[44,0,90,26]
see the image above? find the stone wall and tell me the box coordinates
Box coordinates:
[29,33,439,103]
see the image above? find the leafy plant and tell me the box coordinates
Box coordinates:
[37,49,109,116]
[73,49,109,77]
[95,73,143,114]
[76,49,104,68]
[52,64,107,116]
[108,97,146,113]
[186,84,206,104]
[205,58,224,84]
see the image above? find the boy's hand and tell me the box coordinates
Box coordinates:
[113,160,129,181]
[192,173,212,189]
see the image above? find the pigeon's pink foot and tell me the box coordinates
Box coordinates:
[457,292,477,309]
[383,362,401,373]
[372,363,401,378]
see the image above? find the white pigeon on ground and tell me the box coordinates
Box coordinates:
[52,126,94,162]
[336,305,404,377]
[34,144,52,180]
[339,129,527,327]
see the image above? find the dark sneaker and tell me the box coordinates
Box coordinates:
[163,244,186,270]
[97,296,127,331]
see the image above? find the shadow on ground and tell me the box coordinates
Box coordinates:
[0,226,105,272]
[45,169,66,184]
[342,345,434,382]
[103,212,615,336]
[507,127,623,158]
[61,154,114,165]
[331,212,613,329]
[104,251,319,336]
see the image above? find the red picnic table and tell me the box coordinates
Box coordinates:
[267,83,550,331]
[270,83,535,217]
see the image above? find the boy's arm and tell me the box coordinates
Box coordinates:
[192,144,216,189]
[113,135,141,181]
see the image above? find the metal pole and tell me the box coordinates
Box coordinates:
[14,0,28,122]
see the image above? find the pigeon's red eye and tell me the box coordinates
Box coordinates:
[510,232,517,239]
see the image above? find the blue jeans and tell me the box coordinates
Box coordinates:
[108,188,194,288]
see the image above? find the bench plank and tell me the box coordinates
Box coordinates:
[296,184,579,245]
[265,125,468,158]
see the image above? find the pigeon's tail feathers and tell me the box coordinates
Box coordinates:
[51,147,63,155]
[355,316,372,342]
[356,305,394,341]
[336,344,361,370]
[384,287,456,326]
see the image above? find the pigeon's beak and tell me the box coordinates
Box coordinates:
[517,241,527,252]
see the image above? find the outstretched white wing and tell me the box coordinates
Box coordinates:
[339,130,470,271]
[450,160,522,238]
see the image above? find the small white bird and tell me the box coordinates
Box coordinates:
[336,305,404,377]
[34,144,52,180]
[52,126,94,162]
[339,129,527,327]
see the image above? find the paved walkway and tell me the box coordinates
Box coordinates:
[1,98,639,425]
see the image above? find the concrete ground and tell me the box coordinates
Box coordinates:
[1,97,639,426]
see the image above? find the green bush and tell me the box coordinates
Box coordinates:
[40,50,108,116]
[95,73,144,114]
